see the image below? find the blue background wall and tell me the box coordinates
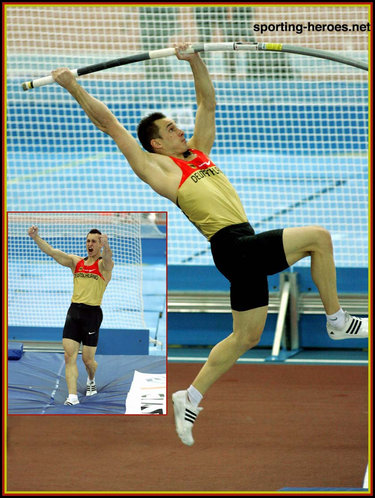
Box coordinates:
[8,81,367,154]
[168,265,368,349]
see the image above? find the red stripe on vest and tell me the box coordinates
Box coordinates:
[169,149,217,188]
[74,259,105,280]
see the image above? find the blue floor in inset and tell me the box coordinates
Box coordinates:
[8,352,165,414]
[7,261,166,414]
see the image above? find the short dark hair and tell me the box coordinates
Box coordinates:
[87,229,102,238]
[137,112,166,152]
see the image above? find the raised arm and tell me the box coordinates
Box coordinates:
[52,68,152,183]
[28,226,77,270]
[98,234,114,273]
[175,45,216,155]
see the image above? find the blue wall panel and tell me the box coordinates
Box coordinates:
[168,313,278,347]
[168,266,368,348]
[8,326,150,355]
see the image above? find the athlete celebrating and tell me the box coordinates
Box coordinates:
[28,226,114,406]
[51,42,367,441]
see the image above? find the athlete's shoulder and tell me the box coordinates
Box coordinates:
[71,255,83,263]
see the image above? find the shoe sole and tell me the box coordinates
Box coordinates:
[329,334,368,340]
[328,328,368,340]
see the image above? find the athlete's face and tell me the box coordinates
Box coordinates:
[152,118,188,155]
[86,234,101,258]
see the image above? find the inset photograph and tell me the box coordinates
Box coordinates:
[7,211,167,414]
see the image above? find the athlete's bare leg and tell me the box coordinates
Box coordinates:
[282,225,340,315]
[192,305,268,395]
[82,345,98,381]
[63,338,80,394]
[192,225,340,395]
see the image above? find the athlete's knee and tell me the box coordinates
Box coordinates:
[236,333,261,353]
[82,354,97,369]
[64,350,78,364]
[233,324,263,352]
[311,225,333,253]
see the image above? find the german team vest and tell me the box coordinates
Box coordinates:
[170,149,248,240]
[72,257,108,306]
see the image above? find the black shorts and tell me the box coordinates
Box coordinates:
[210,223,290,311]
[62,303,103,347]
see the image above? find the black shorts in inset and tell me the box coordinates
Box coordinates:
[210,223,290,311]
[62,302,103,347]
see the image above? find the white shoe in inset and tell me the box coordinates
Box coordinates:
[86,383,97,396]
[64,397,79,406]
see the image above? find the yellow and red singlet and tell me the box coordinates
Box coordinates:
[170,149,248,240]
[71,258,108,306]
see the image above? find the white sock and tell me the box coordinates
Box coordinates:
[326,308,345,329]
[68,394,78,403]
[87,376,95,385]
[187,385,203,408]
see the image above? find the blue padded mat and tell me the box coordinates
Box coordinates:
[8,342,24,360]
[8,352,165,414]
